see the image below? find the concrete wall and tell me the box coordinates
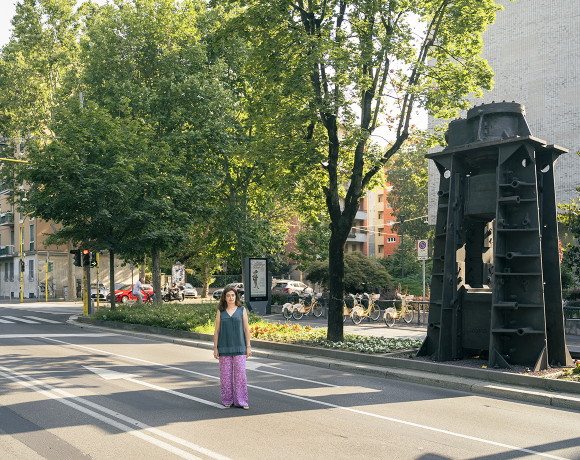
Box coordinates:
[428,0,580,223]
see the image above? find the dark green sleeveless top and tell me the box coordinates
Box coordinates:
[217,307,247,356]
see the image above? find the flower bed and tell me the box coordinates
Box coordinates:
[543,361,580,382]
[91,304,422,354]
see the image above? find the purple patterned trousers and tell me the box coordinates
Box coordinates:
[219,355,249,407]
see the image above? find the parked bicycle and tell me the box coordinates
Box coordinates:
[343,294,359,322]
[351,293,381,324]
[292,294,324,320]
[282,294,307,320]
[383,293,414,327]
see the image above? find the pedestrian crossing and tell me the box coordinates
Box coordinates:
[0,316,63,325]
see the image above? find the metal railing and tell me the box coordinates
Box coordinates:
[0,212,14,225]
[0,245,12,255]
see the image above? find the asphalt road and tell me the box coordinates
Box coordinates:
[1,304,579,460]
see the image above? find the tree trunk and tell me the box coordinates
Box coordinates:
[66,240,75,301]
[109,250,116,310]
[151,246,161,304]
[202,264,209,298]
[327,230,346,342]
[140,252,146,280]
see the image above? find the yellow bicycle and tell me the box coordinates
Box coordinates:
[343,294,359,322]
[351,293,381,324]
[383,293,414,327]
[292,295,324,319]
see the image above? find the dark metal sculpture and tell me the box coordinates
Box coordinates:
[419,101,573,370]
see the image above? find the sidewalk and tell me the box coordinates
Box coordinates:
[70,316,580,412]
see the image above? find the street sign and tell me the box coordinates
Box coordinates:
[418,239,428,260]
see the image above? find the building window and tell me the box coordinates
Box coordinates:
[387,237,396,243]
[3,262,7,282]
[378,246,384,254]
[11,230,14,247]
[386,220,396,226]
[28,260,34,281]
[378,195,382,202]
[378,212,383,220]
[378,231,382,237]
[29,224,34,251]
[9,262,14,282]
[385,203,392,209]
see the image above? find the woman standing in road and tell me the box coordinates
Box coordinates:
[213,286,251,409]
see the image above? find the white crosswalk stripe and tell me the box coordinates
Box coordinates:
[0,318,14,323]
[1,316,40,324]
[23,316,62,324]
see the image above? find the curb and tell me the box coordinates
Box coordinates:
[70,317,580,411]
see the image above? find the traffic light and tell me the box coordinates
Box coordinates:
[20,259,25,272]
[70,249,81,267]
[90,252,97,268]
[82,249,90,267]
[47,262,53,272]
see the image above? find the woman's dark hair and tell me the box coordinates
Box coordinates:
[218,286,242,311]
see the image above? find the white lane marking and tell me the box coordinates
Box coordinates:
[83,366,224,409]
[1,316,40,324]
[0,318,14,323]
[42,337,571,460]
[84,366,142,380]
[23,316,62,324]
[245,360,338,387]
[0,333,116,339]
[0,365,232,460]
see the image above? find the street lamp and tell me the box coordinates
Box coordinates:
[398,214,405,279]
[20,211,33,303]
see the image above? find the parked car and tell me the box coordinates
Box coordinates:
[272,280,313,296]
[183,283,198,298]
[106,284,154,303]
[90,283,108,300]
[213,282,244,300]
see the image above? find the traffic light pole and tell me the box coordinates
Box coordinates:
[19,212,33,303]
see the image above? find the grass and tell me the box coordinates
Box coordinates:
[90,303,423,354]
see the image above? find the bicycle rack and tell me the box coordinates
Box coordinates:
[418,102,573,370]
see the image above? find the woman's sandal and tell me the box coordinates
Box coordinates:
[243,406,249,410]
[224,404,231,408]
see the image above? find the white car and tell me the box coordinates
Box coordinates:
[272,280,313,296]
[90,283,108,300]
[183,283,198,298]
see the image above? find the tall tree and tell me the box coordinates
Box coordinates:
[225,0,501,340]
[385,134,432,242]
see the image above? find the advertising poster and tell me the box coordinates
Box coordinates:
[249,258,267,300]
[172,264,186,286]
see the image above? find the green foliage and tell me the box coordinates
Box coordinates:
[559,179,580,282]
[380,238,432,279]
[385,134,433,242]
[288,214,331,271]
[306,252,392,294]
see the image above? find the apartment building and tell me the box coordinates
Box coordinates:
[0,185,134,299]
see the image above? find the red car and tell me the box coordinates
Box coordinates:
[106,284,154,303]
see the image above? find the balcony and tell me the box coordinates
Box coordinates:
[0,245,13,257]
[355,210,367,221]
[347,231,367,243]
[0,212,14,226]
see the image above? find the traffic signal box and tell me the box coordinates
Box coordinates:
[90,252,97,268]
[82,249,90,267]
[71,249,81,267]
[20,260,25,272]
